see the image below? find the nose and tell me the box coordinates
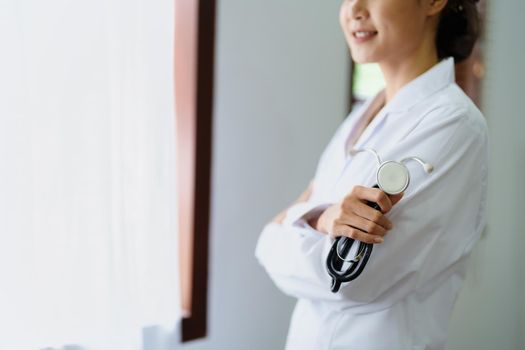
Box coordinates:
[341,0,369,21]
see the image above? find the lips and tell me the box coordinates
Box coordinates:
[352,30,378,39]
[351,29,378,44]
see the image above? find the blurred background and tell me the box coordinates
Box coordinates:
[1,0,524,349]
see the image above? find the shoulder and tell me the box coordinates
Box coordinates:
[409,83,488,148]
[445,83,486,129]
[429,83,486,133]
[389,84,488,185]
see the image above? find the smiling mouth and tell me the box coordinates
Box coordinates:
[353,31,378,39]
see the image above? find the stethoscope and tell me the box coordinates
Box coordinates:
[326,148,434,293]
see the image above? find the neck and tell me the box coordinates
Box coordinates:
[379,43,439,104]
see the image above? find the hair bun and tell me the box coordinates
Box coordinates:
[436,0,481,63]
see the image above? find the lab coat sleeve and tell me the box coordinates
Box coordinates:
[255,108,357,301]
[255,107,488,308]
[254,210,340,301]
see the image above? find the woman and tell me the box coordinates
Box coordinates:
[255,0,487,349]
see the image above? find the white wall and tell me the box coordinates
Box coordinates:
[181,0,525,349]
[448,1,525,349]
[181,1,349,349]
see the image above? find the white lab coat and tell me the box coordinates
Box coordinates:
[255,57,488,350]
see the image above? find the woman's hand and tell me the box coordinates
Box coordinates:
[312,185,404,244]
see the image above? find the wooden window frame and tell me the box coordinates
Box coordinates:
[174,0,216,342]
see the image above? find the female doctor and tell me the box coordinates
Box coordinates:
[255,0,487,349]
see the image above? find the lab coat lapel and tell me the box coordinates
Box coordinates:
[330,57,456,200]
[350,107,389,153]
[353,57,455,154]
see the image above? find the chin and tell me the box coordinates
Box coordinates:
[352,57,372,64]
[351,58,376,65]
[349,50,377,64]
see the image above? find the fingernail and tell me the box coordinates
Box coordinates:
[374,237,384,244]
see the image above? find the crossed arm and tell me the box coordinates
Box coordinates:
[270,179,402,245]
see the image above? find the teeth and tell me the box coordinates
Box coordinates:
[354,31,376,38]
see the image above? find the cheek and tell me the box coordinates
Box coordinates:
[378,10,418,45]
[339,6,347,34]
[391,3,427,33]
[339,7,353,44]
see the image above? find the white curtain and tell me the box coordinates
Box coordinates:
[0,0,181,349]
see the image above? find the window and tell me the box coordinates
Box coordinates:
[351,62,385,104]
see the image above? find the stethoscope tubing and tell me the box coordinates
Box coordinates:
[327,185,381,293]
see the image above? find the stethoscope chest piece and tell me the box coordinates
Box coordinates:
[377,161,410,195]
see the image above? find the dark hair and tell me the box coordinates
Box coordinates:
[436,0,481,63]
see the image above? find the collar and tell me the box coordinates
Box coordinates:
[349,57,456,153]
[380,56,455,114]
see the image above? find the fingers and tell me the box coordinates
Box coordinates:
[389,192,404,206]
[351,186,393,213]
[344,200,393,230]
[328,185,405,243]
[334,224,384,244]
[351,185,405,212]
[332,209,388,244]
[347,214,388,237]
